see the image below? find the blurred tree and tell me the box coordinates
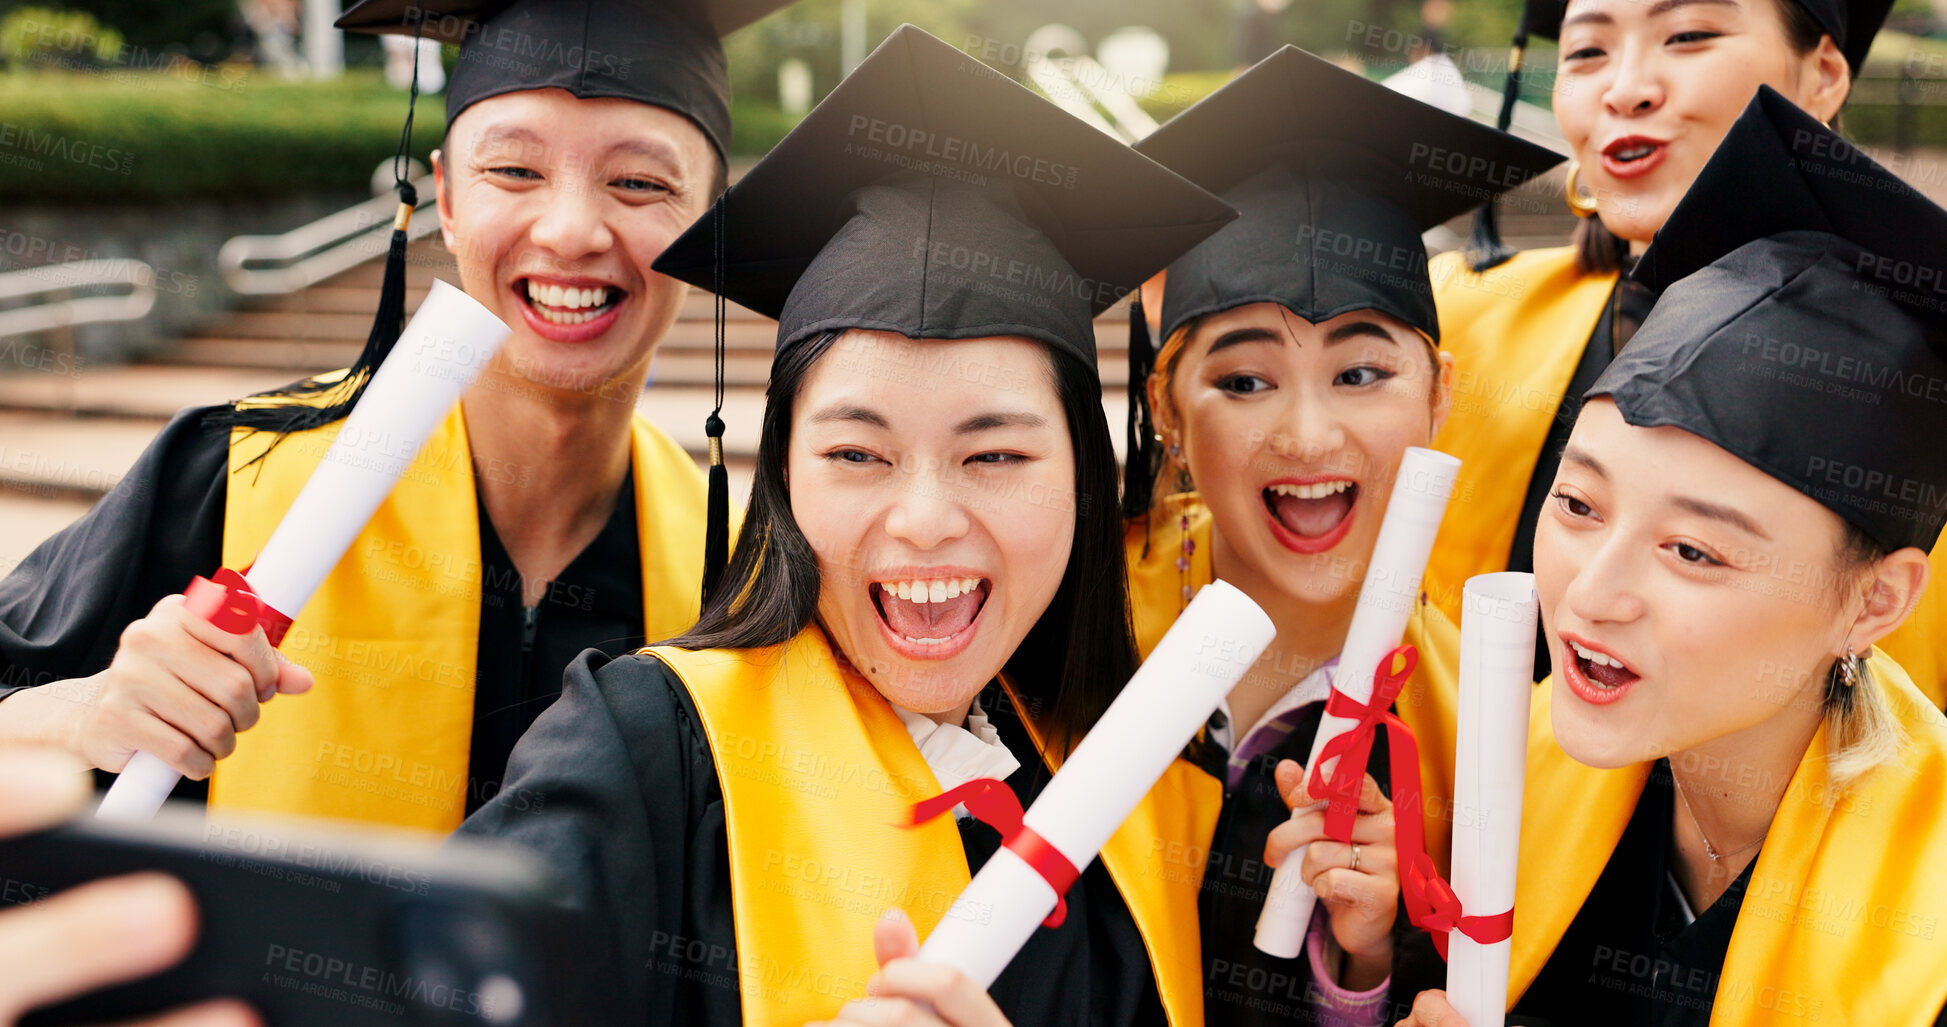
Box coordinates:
[0,0,241,62]
[0,6,122,67]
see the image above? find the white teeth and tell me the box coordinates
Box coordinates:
[534,306,596,325]
[903,635,951,646]
[881,577,982,605]
[524,281,611,311]
[1269,480,1352,500]
[1570,640,1624,670]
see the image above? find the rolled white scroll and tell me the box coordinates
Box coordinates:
[96,279,511,821]
[1254,446,1461,957]
[916,579,1276,987]
[1447,572,1538,1027]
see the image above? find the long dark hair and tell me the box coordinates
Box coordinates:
[666,330,1139,748]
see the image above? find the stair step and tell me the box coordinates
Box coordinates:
[0,365,306,419]
[0,406,761,517]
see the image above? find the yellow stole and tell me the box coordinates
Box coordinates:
[212,404,714,832]
[1508,652,1947,1024]
[1425,246,1617,624]
[1426,247,1946,708]
[1879,585,1946,711]
[652,627,1215,1026]
[1125,494,1465,874]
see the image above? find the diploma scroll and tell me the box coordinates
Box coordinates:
[916,580,1276,987]
[96,279,512,822]
[1446,573,1538,1027]
[1253,446,1461,957]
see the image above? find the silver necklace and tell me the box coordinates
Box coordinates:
[1671,773,1765,863]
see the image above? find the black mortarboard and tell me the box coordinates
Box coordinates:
[1592,87,1947,553]
[214,0,788,461]
[337,0,787,160]
[1135,46,1561,346]
[1465,0,1893,269]
[1119,46,1559,516]
[657,25,1234,362]
[653,24,1237,597]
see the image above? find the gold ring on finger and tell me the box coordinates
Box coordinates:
[1350,843,1362,872]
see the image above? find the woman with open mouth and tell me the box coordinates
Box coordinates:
[1399,92,1947,1027]
[458,26,1237,1027]
[1121,49,1561,1026]
[1425,0,1947,709]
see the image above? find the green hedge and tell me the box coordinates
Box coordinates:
[0,68,444,201]
[0,68,809,201]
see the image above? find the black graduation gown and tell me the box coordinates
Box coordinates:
[1512,760,1947,1027]
[454,650,1165,1027]
[1193,702,1444,1027]
[0,405,646,815]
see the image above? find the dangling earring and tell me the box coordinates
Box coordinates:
[1177,511,1197,608]
[1162,433,1189,488]
[1564,160,1600,218]
[1161,434,1197,608]
[1825,646,1865,709]
[1835,648,1862,690]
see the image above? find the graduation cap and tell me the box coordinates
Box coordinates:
[1120,45,1561,515]
[212,0,789,449]
[336,0,788,161]
[653,24,1237,599]
[1590,87,1947,553]
[1464,0,1894,269]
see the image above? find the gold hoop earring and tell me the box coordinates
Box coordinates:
[1564,161,1600,218]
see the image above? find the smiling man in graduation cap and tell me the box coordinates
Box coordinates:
[0,0,779,832]
[459,23,1239,1027]
[1401,87,1947,1027]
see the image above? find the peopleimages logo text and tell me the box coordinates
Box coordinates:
[848,116,1079,189]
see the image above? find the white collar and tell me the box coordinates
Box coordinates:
[1212,657,1339,755]
[892,699,1022,817]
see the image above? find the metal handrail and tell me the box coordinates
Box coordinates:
[219,173,438,295]
[0,259,157,340]
[1060,53,1161,140]
[1027,59,1129,140]
[1460,81,1570,154]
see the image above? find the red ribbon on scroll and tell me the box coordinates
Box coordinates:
[181,567,294,647]
[908,778,1082,929]
[1304,644,1513,960]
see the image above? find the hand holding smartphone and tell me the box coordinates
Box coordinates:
[1,798,571,1027]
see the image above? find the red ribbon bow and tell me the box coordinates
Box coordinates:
[907,778,1080,929]
[182,567,293,647]
[1304,644,1513,961]
[1404,854,1515,959]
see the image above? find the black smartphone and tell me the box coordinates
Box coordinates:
[0,804,573,1027]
